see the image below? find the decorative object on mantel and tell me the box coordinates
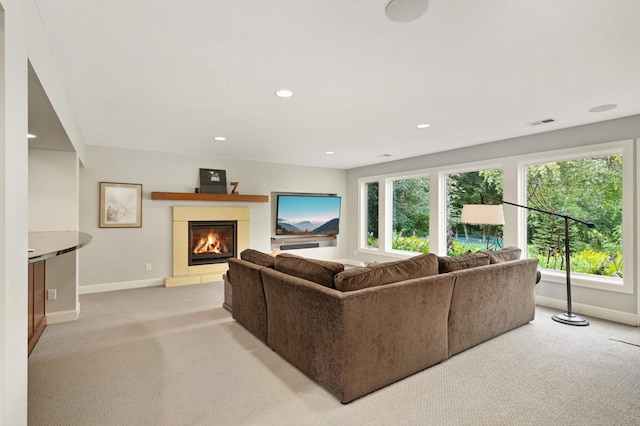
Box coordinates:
[230,181,239,194]
[99,182,142,228]
[199,168,227,194]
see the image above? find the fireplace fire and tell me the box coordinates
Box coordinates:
[188,221,236,266]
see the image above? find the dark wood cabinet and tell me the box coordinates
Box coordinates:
[28,260,46,355]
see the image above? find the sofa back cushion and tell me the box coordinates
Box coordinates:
[483,246,521,264]
[334,253,439,292]
[274,253,344,288]
[437,252,490,273]
[240,248,275,268]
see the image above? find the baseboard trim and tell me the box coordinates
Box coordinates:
[79,278,164,295]
[536,295,638,326]
[46,302,81,324]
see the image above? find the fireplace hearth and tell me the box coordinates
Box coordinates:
[167,206,249,288]
[189,221,236,266]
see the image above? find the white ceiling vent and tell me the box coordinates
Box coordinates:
[529,118,557,126]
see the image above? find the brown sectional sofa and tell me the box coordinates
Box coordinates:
[226,248,539,403]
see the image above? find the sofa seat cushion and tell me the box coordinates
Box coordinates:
[483,246,521,264]
[438,252,490,273]
[274,253,344,288]
[334,253,438,292]
[240,248,275,268]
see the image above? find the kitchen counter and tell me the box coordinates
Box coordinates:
[28,231,92,263]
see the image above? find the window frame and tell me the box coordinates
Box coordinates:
[517,140,633,294]
[358,177,382,253]
[356,140,634,294]
[386,173,432,256]
[439,163,505,255]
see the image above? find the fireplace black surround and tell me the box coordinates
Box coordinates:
[188,221,237,266]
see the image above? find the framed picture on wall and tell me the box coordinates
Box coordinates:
[99,182,143,228]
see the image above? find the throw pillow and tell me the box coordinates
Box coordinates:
[437,252,490,273]
[240,248,275,268]
[483,246,521,264]
[334,253,439,292]
[274,253,344,288]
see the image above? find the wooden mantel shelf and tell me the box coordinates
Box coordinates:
[151,192,269,203]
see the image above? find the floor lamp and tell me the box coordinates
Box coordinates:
[459,204,505,249]
[461,195,595,326]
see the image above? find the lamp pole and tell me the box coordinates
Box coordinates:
[481,195,593,326]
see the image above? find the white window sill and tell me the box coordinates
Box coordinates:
[539,268,630,294]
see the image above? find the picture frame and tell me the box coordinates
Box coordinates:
[199,168,228,194]
[99,182,143,228]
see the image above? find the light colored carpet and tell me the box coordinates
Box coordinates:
[612,327,640,347]
[29,282,640,426]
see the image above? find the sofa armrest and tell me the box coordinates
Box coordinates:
[227,258,269,343]
[447,258,539,357]
[260,268,455,403]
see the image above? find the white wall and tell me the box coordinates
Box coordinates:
[28,149,78,231]
[0,2,29,424]
[1,1,86,422]
[78,145,347,291]
[346,115,640,324]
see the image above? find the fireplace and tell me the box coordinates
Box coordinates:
[188,221,236,266]
[167,206,249,287]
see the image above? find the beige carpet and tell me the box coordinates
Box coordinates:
[29,282,640,425]
[612,327,640,347]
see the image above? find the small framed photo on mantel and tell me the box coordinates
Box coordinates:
[99,182,143,228]
[199,168,227,194]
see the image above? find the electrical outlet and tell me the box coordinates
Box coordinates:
[145,263,152,271]
[47,289,57,300]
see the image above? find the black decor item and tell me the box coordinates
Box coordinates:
[199,169,227,194]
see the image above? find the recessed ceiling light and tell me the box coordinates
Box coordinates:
[27,134,37,139]
[588,104,617,113]
[214,136,226,141]
[385,0,429,23]
[325,151,335,155]
[416,123,431,129]
[275,89,294,98]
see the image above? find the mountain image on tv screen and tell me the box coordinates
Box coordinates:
[276,195,341,236]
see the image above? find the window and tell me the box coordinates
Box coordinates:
[446,169,503,255]
[526,154,623,278]
[365,181,379,248]
[390,177,430,253]
[357,140,631,293]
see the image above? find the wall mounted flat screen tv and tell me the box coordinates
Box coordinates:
[276,194,341,237]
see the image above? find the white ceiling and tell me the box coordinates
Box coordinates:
[30,0,640,169]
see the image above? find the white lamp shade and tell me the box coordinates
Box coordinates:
[460,204,505,225]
